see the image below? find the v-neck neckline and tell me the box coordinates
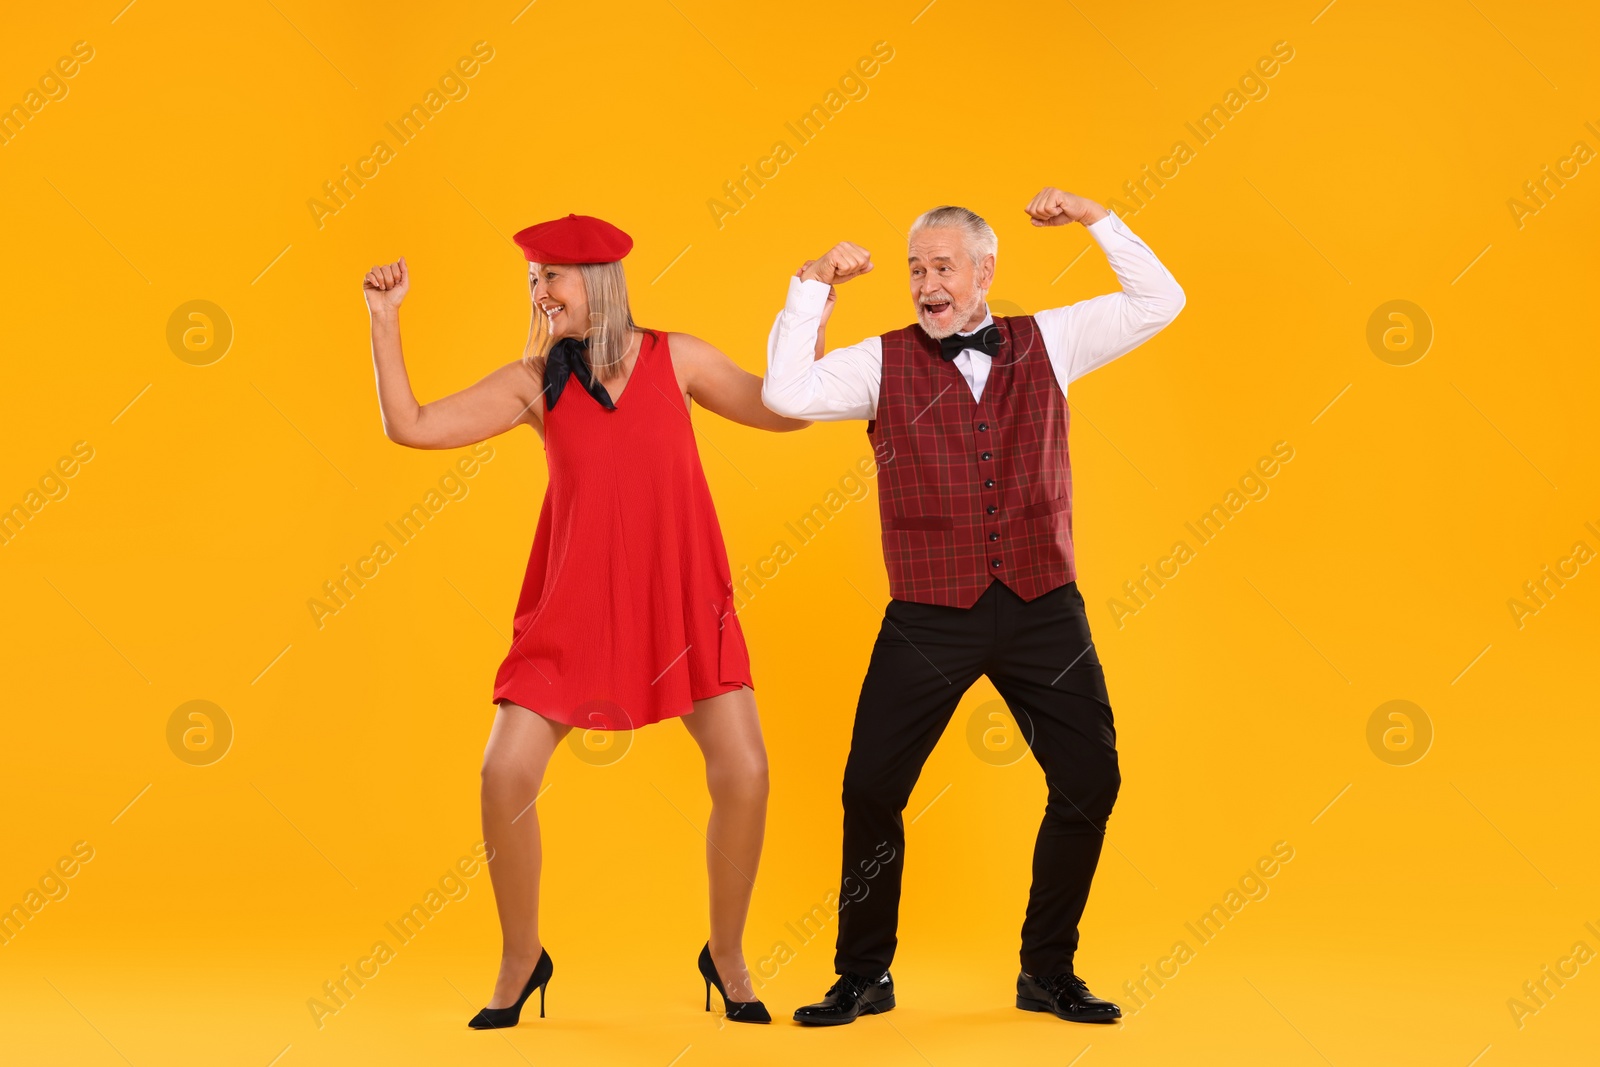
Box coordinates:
[591,331,646,409]
[937,319,1004,410]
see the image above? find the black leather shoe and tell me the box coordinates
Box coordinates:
[1016,971,1121,1023]
[793,970,895,1026]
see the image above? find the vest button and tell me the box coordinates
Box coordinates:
[991,559,1002,569]
[980,451,992,461]
[984,478,995,488]
[977,422,988,432]
[989,531,999,541]
[986,505,997,514]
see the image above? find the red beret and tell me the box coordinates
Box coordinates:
[512,213,633,264]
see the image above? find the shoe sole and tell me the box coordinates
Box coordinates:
[1016,995,1120,1023]
[794,995,896,1026]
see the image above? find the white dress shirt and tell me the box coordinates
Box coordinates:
[763,211,1186,421]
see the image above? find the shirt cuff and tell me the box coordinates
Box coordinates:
[1085,211,1127,244]
[786,275,832,315]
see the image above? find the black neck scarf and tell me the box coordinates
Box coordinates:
[543,336,615,411]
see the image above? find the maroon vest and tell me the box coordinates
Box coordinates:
[868,315,1075,608]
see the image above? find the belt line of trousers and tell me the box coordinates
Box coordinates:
[833,578,1121,979]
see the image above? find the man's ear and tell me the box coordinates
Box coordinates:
[977,253,996,291]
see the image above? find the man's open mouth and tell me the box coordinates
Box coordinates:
[922,300,951,316]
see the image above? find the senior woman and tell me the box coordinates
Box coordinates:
[364,213,807,1028]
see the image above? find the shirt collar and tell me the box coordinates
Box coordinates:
[951,304,995,352]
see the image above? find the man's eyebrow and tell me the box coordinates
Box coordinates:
[907,254,956,264]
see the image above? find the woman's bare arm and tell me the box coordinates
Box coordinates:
[365,256,545,449]
[668,332,811,432]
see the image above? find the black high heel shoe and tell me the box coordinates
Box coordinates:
[468,948,553,1029]
[697,942,771,1023]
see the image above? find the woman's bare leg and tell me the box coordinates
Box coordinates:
[680,685,769,1002]
[481,700,570,1009]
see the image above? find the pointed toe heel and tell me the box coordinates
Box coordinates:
[467,948,554,1030]
[696,942,771,1024]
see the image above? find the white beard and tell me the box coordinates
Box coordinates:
[918,292,984,340]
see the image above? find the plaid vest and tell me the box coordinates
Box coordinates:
[867,315,1075,608]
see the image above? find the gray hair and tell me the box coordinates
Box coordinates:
[908,205,998,265]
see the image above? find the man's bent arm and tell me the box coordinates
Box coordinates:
[762,275,882,421]
[1035,212,1187,389]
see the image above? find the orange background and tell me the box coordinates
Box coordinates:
[2,1,1596,1064]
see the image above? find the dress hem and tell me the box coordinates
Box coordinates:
[490,678,755,732]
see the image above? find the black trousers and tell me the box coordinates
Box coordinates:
[833,578,1120,979]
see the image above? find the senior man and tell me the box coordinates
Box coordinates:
[764,187,1185,1025]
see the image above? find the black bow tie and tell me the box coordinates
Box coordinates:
[937,323,1003,362]
[543,336,615,411]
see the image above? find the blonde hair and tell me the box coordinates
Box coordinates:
[521,260,640,382]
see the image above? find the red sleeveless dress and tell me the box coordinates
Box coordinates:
[490,329,753,730]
